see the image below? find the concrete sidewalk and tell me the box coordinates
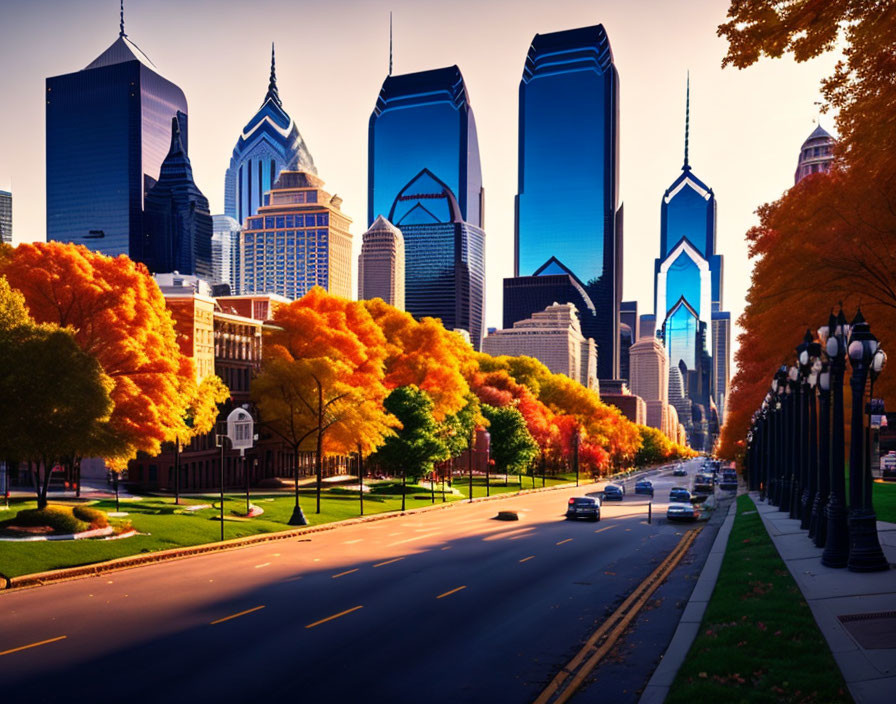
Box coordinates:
[751,492,896,704]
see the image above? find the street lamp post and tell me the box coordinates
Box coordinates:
[796,332,812,527]
[785,365,800,518]
[822,310,850,568]
[846,310,889,572]
[812,361,831,548]
[799,331,822,531]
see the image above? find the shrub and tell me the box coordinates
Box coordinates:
[72,505,109,528]
[14,506,87,534]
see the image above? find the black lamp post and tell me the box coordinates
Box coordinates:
[822,310,850,567]
[799,331,820,530]
[812,360,831,547]
[760,396,772,499]
[787,364,801,519]
[771,368,787,506]
[845,310,889,572]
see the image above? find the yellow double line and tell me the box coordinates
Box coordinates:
[533,527,702,704]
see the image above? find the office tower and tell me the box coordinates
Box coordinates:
[712,311,731,422]
[240,170,352,300]
[358,215,405,309]
[46,12,188,257]
[389,169,484,349]
[212,215,241,291]
[794,124,835,184]
[620,300,639,384]
[143,117,213,279]
[653,77,726,450]
[224,45,316,224]
[0,190,10,243]
[368,65,483,229]
[512,25,622,380]
[629,334,670,434]
[482,303,597,389]
[668,364,692,442]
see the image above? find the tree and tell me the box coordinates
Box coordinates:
[372,387,448,489]
[481,404,538,477]
[0,242,196,469]
[0,279,114,508]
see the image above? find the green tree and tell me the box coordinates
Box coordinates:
[439,393,482,460]
[373,386,448,482]
[481,404,539,476]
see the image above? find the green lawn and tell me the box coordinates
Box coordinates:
[666,494,850,704]
[873,479,896,523]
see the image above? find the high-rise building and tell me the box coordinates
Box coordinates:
[653,77,727,450]
[482,303,597,389]
[241,170,352,301]
[224,45,316,224]
[0,190,11,243]
[512,25,622,380]
[389,169,484,348]
[712,311,731,422]
[368,66,483,230]
[212,215,241,292]
[794,124,835,184]
[619,300,639,384]
[46,13,188,258]
[143,116,213,279]
[358,215,405,309]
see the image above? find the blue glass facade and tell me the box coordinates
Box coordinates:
[368,66,483,229]
[46,34,187,258]
[224,46,316,225]
[513,25,621,380]
[0,190,11,244]
[389,169,484,349]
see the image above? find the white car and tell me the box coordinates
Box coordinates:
[667,502,699,522]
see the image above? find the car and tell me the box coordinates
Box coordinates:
[694,474,714,493]
[669,486,691,502]
[634,480,654,496]
[673,465,687,477]
[720,472,738,490]
[602,484,624,501]
[566,496,601,521]
[667,502,699,521]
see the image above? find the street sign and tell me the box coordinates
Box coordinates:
[226,408,254,450]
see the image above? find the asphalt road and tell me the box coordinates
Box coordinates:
[0,459,728,703]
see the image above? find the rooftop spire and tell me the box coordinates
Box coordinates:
[683,71,690,170]
[168,115,185,156]
[389,12,393,76]
[265,42,281,106]
[119,0,126,38]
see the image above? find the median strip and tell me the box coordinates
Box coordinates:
[0,635,67,656]
[210,605,265,625]
[305,605,363,629]
[436,586,467,599]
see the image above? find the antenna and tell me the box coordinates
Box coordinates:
[120,0,126,37]
[813,100,822,125]
[389,12,393,76]
[684,71,690,170]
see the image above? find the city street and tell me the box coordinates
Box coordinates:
[1,460,729,703]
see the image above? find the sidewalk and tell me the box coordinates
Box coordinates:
[751,491,896,704]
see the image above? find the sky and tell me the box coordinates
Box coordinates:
[0,0,842,376]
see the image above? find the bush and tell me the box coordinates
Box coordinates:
[14,506,88,534]
[72,505,109,528]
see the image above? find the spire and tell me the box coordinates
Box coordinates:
[119,0,126,38]
[168,115,185,156]
[683,71,690,171]
[389,12,393,76]
[265,42,281,106]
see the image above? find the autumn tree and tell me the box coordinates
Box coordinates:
[481,404,538,477]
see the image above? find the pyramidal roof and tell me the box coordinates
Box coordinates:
[802,123,834,145]
[84,34,157,72]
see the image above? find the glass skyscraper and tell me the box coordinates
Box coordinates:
[143,116,213,279]
[0,190,11,244]
[512,25,622,380]
[46,21,188,258]
[368,65,483,229]
[212,215,241,292]
[224,45,316,225]
[389,169,485,349]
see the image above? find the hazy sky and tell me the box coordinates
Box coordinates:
[0,0,841,373]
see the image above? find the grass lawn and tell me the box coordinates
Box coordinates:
[666,494,851,704]
[873,479,896,523]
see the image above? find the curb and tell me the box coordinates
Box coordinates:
[638,499,737,704]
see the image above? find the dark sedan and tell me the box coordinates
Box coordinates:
[566,496,600,521]
[669,486,691,503]
[634,480,654,497]
[602,484,624,501]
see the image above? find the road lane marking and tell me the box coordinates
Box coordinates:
[509,534,529,540]
[0,635,67,657]
[594,525,618,534]
[388,532,403,537]
[305,605,363,629]
[343,539,363,544]
[386,532,441,547]
[556,538,573,545]
[254,562,271,569]
[436,586,467,599]
[519,556,535,563]
[441,546,452,550]
[331,568,359,579]
[210,605,265,625]
[373,557,405,568]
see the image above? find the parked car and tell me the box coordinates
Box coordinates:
[602,484,624,501]
[566,496,601,521]
[669,487,691,503]
[720,472,738,490]
[673,465,687,477]
[634,480,654,497]
[667,502,699,522]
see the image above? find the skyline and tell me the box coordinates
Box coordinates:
[0,0,841,374]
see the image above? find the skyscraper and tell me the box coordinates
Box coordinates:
[358,216,405,310]
[511,25,622,380]
[212,215,241,292]
[0,190,11,244]
[241,170,352,301]
[143,116,213,279]
[653,77,728,449]
[368,65,483,229]
[46,12,188,258]
[224,45,316,224]
[389,169,484,349]
[794,124,835,184]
